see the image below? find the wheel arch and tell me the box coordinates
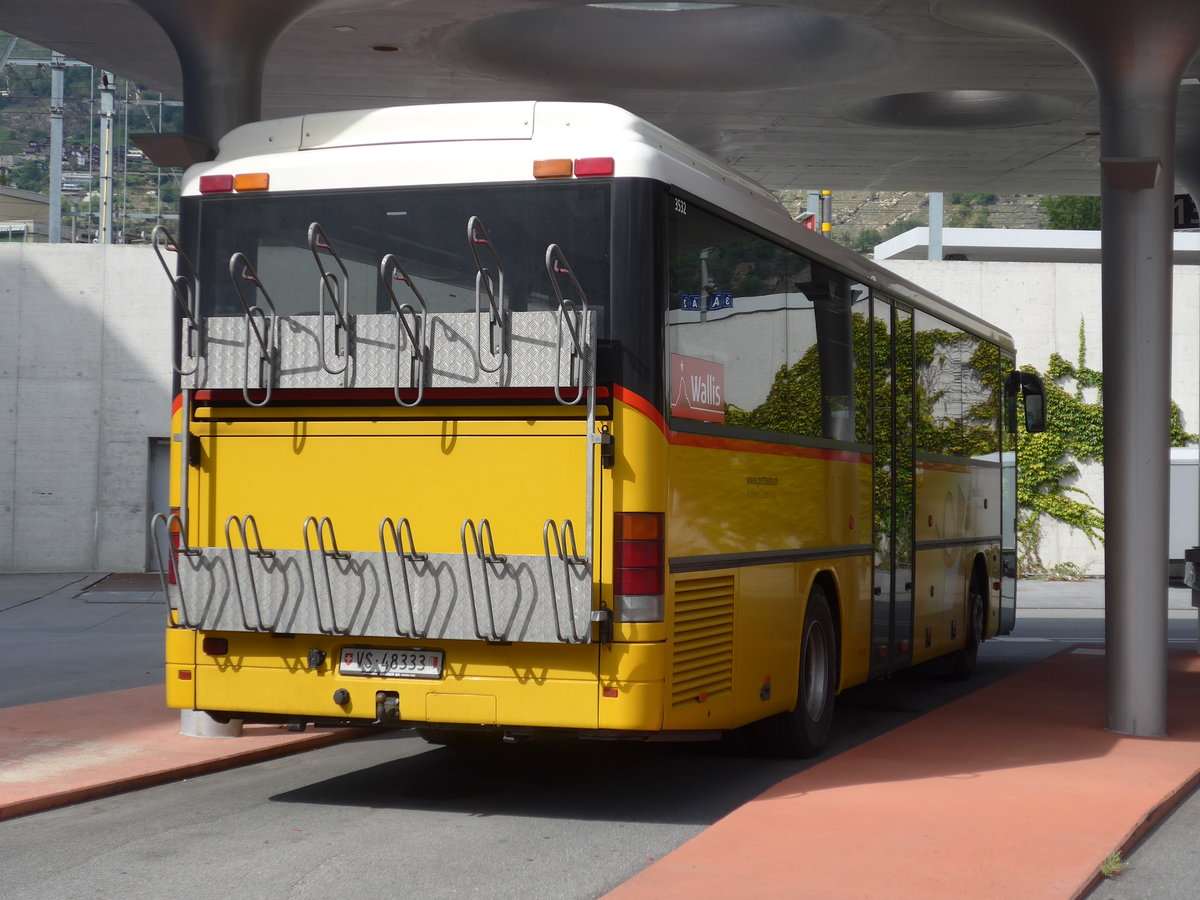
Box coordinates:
[970,552,990,641]
[810,569,843,691]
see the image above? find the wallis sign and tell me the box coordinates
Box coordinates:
[670,354,726,423]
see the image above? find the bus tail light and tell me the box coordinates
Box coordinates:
[199,174,234,194]
[532,157,615,179]
[614,513,664,622]
[574,157,614,176]
[167,507,181,585]
[198,173,270,193]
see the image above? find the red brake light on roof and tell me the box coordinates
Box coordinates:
[199,174,235,194]
[574,157,614,177]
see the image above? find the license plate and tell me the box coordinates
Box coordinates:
[338,647,444,679]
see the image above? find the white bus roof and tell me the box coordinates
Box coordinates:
[187,100,1014,351]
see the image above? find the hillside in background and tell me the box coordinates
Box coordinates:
[778,190,1052,256]
[1,31,181,241]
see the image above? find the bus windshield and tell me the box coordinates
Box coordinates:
[192,181,612,323]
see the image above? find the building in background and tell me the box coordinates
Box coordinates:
[0,186,49,242]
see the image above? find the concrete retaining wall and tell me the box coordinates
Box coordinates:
[0,244,171,572]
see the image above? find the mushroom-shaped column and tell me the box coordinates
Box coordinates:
[1178,92,1200,205]
[947,0,1200,736]
[129,0,322,158]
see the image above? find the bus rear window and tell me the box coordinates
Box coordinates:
[191,182,611,325]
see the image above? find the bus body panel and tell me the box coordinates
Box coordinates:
[189,414,591,558]
[158,101,1030,752]
[910,458,1003,662]
[665,435,871,561]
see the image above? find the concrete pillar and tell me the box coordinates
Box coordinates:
[48,52,63,243]
[954,0,1200,735]
[129,0,322,156]
[1096,84,1177,737]
[927,192,943,261]
[1178,93,1200,202]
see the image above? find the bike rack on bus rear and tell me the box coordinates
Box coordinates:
[152,225,203,377]
[308,222,352,378]
[378,515,429,638]
[545,243,588,406]
[162,227,602,645]
[228,252,279,407]
[303,515,353,635]
[379,253,430,407]
[542,519,590,643]
[467,216,508,374]
[460,518,509,642]
[151,511,201,629]
[225,513,276,632]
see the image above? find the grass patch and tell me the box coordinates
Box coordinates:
[1100,851,1124,878]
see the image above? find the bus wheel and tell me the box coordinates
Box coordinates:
[751,584,837,758]
[948,579,985,681]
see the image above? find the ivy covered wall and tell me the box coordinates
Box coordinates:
[885,258,1200,576]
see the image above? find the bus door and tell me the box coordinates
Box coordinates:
[999,352,1019,633]
[870,297,916,677]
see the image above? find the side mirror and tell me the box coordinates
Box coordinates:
[1005,370,1046,434]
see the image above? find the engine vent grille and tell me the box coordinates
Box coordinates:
[670,574,735,709]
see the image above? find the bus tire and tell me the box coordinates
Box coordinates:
[948,577,985,681]
[751,583,837,758]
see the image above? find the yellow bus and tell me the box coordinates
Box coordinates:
[156,101,1044,757]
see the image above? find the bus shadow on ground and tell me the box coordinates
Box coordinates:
[267,650,1031,826]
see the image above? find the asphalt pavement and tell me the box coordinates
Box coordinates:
[1,572,1199,898]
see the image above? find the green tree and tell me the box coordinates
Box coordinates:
[1041,195,1101,230]
[10,159,47,193]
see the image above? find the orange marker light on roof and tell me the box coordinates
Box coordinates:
[533,158,573,178]
[574,157,614,176]
[234,172,270,191]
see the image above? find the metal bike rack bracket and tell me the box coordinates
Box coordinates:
[379,253,430,407]
[228,251,279,407]
[308,222,352,377]
[467,216,508,374]
[460,517,508,642]
[303,515,352,635]
[225,513,276,632]
[379,515,429,637]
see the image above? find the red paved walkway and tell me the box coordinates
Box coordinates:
[0,685,363,821]
[607,648,1200,900]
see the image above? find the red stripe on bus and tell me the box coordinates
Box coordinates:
[172,393,183,415]
[192,386,612,404]
[612,385,667,434]
[668,429,871,464]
